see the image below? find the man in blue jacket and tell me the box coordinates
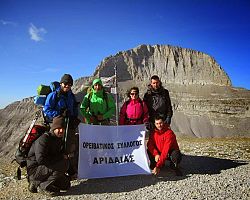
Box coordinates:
[43,74,78,121]
[43,74,80,177]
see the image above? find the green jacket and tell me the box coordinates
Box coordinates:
[80,88,115,124]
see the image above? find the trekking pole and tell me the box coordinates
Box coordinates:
[64,117,70,153]
[114,63,119,126]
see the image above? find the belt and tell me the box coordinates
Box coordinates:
[127,118,142,122]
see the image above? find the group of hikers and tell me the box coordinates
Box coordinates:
[26,74,182,196]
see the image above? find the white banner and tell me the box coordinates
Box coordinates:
[78,124,151,179]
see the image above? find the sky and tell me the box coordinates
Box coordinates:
[0,0,250,109]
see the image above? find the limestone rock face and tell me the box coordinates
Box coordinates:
[94,44,231,86]
[0,44,249,158]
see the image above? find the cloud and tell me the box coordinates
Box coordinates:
[0,19,17,26]
[28,23,47,42]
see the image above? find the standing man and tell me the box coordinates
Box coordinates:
[80,78,115,125]
[143,75,173,130]
[147,115,182,176]
[43,74,78,122]
[43,74,80,176]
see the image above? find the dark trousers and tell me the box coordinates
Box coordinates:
[64,128,79,175]
[28,165,70,190]
[147,149,182,169]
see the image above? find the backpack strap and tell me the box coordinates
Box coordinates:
[139,99,144,120]
[103,91,109,111]
[87,92,92,109]
[42,90,60,124]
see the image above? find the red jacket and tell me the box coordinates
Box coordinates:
[147,125,179,168]
[119,98,149,125]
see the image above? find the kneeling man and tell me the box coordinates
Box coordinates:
[27,116,71,196]
[147,115,182,176]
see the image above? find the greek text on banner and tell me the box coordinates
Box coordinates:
[78,124,151,179]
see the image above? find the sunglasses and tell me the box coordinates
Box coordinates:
[63,82,72,87]
[130,92,138,95]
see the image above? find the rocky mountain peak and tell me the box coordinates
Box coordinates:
[94,44,231,86]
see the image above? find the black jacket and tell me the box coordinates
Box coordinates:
[143,86,173,122]
[27,132,68,174]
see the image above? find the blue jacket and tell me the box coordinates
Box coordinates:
[43,87,78,121]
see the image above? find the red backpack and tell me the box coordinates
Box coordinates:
[14,111,49,180]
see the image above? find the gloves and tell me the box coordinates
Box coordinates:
[164,116,171,125]
[61,109,71,117]
[97,114,103,121]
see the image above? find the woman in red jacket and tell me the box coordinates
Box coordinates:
[147,115,182,176]
[119,87,149,125]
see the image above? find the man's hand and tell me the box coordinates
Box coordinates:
[97,114,103,121]
[89,116,95,123]
[155,155,160,162]
[152,167,160,175]
[61,109,70,117]
[144,122,150,130]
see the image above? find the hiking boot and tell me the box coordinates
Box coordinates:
[174,168,183,176]
[169,162,183,176]
[28,182,38,193]
[69,173,78,181]
[39,185,60,197]
[169,161,176,170]
[40,189,60,197]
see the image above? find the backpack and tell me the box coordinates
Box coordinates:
[14,110,49,180]
[34,81,60,106]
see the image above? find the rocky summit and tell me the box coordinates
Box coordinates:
[0,44,250,158]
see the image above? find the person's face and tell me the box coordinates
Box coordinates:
[61,82,72,92]
[93,83,102,92]
[130,89,139,100]
[155,119,164,130]
[151,79,161,90]
[53,128,65,138]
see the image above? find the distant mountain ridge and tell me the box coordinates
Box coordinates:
[0,44,249,158]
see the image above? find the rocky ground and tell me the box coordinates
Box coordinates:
[0,137,249,200]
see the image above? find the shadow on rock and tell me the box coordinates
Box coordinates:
[65,154,247,195]
[65,174,158,195]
